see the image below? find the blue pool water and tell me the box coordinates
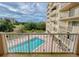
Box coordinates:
[9,37,45,52]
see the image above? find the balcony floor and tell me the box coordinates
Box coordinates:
[3,53,79,57]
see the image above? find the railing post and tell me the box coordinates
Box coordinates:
[0,34,7,56]
[28,34,30,54]
[51,34,54,54]
[75,34,79,55]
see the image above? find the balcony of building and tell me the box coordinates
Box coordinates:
[0,33,79,57]
[60,9,79,21]
[60,3,79,11]
[60,16,79,21]
[50,10,57,17]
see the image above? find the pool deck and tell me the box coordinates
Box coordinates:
[3,53,78,57]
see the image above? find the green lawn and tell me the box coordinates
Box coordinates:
[23,30,45,33]
[14,24,45,33]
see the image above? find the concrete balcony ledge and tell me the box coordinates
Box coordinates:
[50,10,57,17]
[60,16,79,21]
[60,3,79,11]
[3,53,78,57]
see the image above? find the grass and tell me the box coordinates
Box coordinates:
[14,24,24,28]
[22,30,45,33]
[7,30,45,40]
[14,24,45,33]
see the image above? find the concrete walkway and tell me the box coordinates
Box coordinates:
[3,53,78,57]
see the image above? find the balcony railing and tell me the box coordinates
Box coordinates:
[0,33,79,54]
[60,3,79,11]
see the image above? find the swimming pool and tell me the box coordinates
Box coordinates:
[9,37,45,52]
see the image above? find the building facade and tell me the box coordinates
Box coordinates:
[46,2,79,33]
[46,3,59,33]
[59,3,79,33]
[46,2,79,52]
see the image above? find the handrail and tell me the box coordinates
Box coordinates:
[0,32,79,35]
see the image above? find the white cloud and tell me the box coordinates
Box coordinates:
[36,3,40,7]
[0,3,18,12]
[0,13,21,18]
[0,3,30,14]
[17,3,34,14]
[0,3,41,15]
[0,2,47,22]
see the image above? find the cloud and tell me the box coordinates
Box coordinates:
[0,2,47,22]
[0,3,18,12]
[0,3,29,14]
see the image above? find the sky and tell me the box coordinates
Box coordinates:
[0,2,48,22]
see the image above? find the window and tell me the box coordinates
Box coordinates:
[69,8,75,17]
[50,3,53,7]
[67,34,69,39]
[47,9,49,12]
[51,7,56,12]
[72,21,79,26]
[47,13,49,15]
[68,22,73,32]
[48,17,49,19]
[53,27,57,31]
[54,21,57,24]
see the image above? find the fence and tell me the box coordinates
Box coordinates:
[1,33,79,54]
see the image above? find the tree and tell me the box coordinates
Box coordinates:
[24,22,37,30]
[36,22,46,30]
[24,22,46,30]
[0,18,15,32]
